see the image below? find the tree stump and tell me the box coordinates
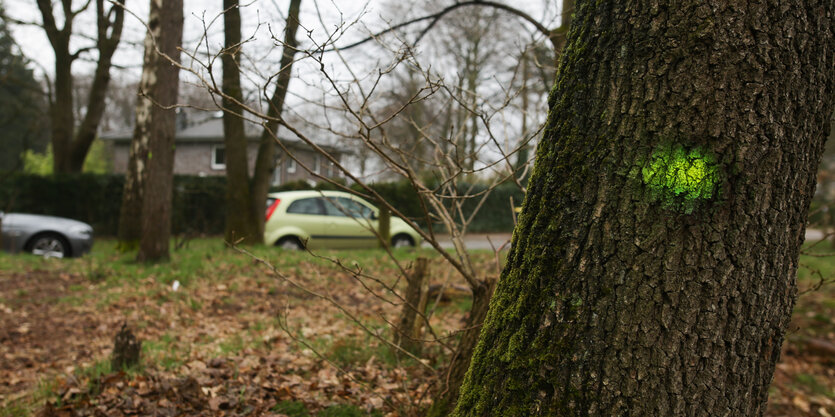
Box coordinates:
[111,322,141,371]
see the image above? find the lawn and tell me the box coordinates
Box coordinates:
[0,238,832,416]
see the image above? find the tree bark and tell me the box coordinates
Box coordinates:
[221,0,260,244]
[220,0,301,245]
[136,0,183,262]
[394,257,428,355]
[250,0,302,239]
[455,1,835,416]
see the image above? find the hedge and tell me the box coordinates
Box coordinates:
[0,174,227,236]
[0,174,524,236]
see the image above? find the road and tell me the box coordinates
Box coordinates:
[422,233,513,251]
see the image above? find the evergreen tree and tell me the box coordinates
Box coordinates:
[0,7,49,173]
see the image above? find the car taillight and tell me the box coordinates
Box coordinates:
[266,198,281,221]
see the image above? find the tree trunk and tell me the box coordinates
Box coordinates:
[49,48,74,174]
[117,110,148,251]
[36,0,124,173]
[67,0,125,172]
[116,0,163,251]
[394,257,429,355]
[455,1,834,416]
[136,0,183,262]
[221,0,260,245]
[251,0,302,239]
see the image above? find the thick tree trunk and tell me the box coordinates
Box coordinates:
[136,0,183,262]
[251,0,302,238]
[455,1,834,416]
[221,0,260,245]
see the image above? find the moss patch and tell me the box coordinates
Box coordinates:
[641,143,719,212]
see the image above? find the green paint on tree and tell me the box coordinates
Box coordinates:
[641,143,719,212]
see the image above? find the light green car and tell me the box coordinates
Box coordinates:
[264,190,422,250]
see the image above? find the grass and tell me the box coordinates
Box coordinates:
[794,373,834,397]
[0,379,60,417]
[3,236,832,415]
[144,333,186,371]
[272,400,310,416]
[270,401,382,417]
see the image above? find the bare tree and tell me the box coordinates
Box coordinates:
[34,0,125,173]
[117,0,183,260]
[176,0,570,414]
[220,0,303,245]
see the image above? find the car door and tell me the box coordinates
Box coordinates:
[282,197,327,249]
[318,196,378,249]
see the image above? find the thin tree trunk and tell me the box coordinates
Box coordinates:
[67,0,125,172]
[455,1,835,416]
[427,278,495,417]
[49,49,74,174]
[221,0,259,244]
[395,257,429,355]
[117,0,159,251]
[117,105,148,251]
[250,0,302,239]
[136,0,183,262]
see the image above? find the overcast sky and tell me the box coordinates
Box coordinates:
[5,0,560,79]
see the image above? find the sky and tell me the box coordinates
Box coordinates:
[6,0,376,78]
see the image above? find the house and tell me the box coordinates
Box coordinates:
[101,113,346,186]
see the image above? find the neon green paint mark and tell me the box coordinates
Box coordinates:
[642,144,718,211]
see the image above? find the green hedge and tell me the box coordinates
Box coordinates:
[0,174,523,236]
[0,174,228,236]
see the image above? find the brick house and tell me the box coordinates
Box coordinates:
[101,113,346,185]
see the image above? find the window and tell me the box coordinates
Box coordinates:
[287,158,296,174]
[286,198,323,215]
[211,146,226,170]
[272,161,282,186]
[313,155,321,175]
[322,197,373,218]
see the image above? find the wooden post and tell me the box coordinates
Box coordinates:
[378,205,391,248]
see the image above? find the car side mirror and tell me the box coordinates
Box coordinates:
[370,212,378,220]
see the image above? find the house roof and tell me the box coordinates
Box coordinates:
[100,114,347,154]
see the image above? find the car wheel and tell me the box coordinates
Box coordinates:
[28,233,69,258]
[391,234,415,248]
[276,236,303,250]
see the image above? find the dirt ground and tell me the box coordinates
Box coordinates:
[0,252,833,416]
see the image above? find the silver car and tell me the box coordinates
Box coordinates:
[0,212,94,258]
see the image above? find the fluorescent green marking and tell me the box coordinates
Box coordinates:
[642,144,718,210]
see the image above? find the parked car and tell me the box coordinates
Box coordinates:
[0,212,94,258]
[264,190,421,250]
